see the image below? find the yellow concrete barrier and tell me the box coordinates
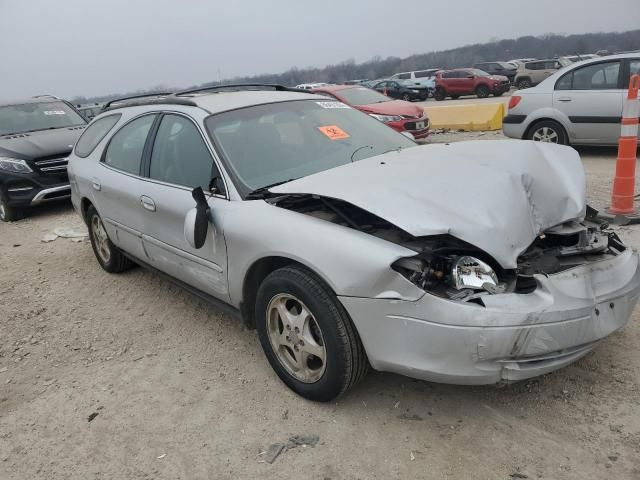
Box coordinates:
[425,103,505,131]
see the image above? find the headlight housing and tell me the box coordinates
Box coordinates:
[392,253,503,300]
[369,114,403,122]
[0,157,33,174]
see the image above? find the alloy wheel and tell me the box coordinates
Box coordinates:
[266,293,327,383]
[91,214,111,264]
[531,126,559,143]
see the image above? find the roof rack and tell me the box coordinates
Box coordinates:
[101,92,200,111]
[175,83,300,96]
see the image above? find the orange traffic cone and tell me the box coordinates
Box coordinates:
[605,74,640,223]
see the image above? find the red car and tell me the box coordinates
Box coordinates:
[434,68,510,101]
[311,85,429,140]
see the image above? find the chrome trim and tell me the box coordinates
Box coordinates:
[30,185,71,205]
[7,186,34,192]
[34,158,68,166]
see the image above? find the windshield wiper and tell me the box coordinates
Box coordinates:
[246,178,299,199]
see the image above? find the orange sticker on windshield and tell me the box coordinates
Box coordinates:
[318,125,350,140]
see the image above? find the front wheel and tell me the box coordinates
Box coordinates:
[434,88,446,101]
[87,205,134,273]
[0,192,23,222]
[517,79,532,90]
[402,93,412,101]
[255,266,369,401]
[526,120,568,145]
[476,85,490,98]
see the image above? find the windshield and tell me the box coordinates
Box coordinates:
[335,87,391,105]
[205,99,416,197]
[0,101,86,136]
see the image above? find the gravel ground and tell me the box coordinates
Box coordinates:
[2,132,640,479]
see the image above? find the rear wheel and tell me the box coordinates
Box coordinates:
[434,87,446,101]
[517,78,532,90]
[526,120,568,145]
[87,205,134,273]
[255,265,369,401]
[0,192,23,222]
[476,85,490,98]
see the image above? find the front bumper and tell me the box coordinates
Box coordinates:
[339,249,640,385]
[1,170,71,208]
[388,118,430,139]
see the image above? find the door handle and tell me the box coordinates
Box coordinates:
[140,196,156,212]
[558,97,572,102]
[91,179,101,191]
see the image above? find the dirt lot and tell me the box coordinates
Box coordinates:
[2,132,640,480]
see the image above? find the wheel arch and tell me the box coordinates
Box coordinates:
[523,117,570,141]
[240,256,334,329]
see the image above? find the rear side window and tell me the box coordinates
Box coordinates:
[397,73,411,80]
[415,71,431,78]
[149,114,216,190]
[561,61,621,90]
[75,114,121,158]
[103,114,156,175]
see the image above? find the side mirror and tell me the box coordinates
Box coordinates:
[184,187,209,249]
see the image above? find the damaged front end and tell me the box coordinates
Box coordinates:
[391,214,626,306]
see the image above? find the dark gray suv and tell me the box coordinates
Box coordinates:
[0,95,87,221]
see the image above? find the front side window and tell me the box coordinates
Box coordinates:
[75,114,121,158]
[205,100,415,197]
[0,101,86,136]
[103,114,156,175]
[149,115,216,190]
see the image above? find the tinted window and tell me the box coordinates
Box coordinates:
[75,114,121,158]
[524,62,538,70]
[572,61,620,90]
[103,114,156,175]
[629,59,640,78]
[555,72,573,90]
[397,73,411,80]
[149,115,216,190]
[415,70,432,78]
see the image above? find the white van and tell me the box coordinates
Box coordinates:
[390,69,440,90]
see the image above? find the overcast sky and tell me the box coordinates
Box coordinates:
[1,0,639,99]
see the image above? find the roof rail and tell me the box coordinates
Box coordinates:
[32,94,60,100]
[175,84,300,96]
[102,92,175,110]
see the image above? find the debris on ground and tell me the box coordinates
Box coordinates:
[157,453,167,459]
[41,227,88,243]
[87,412,99,422]
[509,471,529,479]
[260,434,320,464]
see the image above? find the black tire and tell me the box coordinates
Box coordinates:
[0,191,23,222]
[517,78,532,90]
[255,265,369,402]
[476,84,490,98]
[526,120,569,145]
[86,205,134,273]
[450,95,460,100]
[402,93,412,101]
[434,87,446,101]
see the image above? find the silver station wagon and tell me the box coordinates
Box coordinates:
[68,85,640,401]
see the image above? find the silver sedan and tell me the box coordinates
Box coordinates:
[68,86,640,401]
[504,53,640,146]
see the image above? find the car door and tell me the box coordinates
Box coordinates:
[95,113,158,261]
[457,71,475,94]
[386,81,402,99]
[139,113,230,300]
[553,60,624,144]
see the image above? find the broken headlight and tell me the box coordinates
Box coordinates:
[392,254,501,296]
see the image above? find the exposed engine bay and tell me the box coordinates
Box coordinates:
[272,194,626,305]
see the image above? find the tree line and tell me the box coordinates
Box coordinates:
[73,29,640,104]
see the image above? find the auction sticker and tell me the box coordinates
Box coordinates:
[316,101,350,109]
[318,125,350,140]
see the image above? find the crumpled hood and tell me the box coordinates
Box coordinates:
[0,127,84,160]
[271,140,586,268]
